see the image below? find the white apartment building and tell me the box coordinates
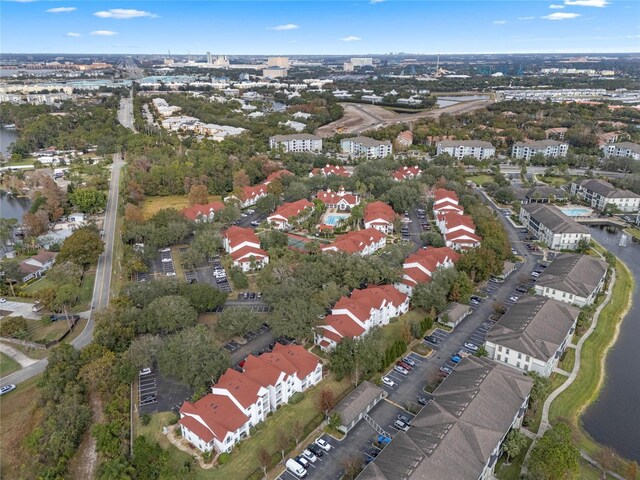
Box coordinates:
[340,136,393,159]
[601,142,640,161]
[180,344,321,453]
[223,226,269,271]
[269,133,322,153]
[519,204,591,250]
[570,179,640,213]
[511,140,569,161]
[534,253,608,307]
[485,296,580,377]
[436,140,496,160]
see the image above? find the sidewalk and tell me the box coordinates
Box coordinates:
[0,342,38,368]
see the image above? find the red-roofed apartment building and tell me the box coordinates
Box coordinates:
[315,187,360,211]
[223,226,269,271]
[393,166,422,182]
[179,344,322,453]
[315,285,409,351]
[321,228,386,256]
[396,247,460,295]
[432,188,463,215]
[364,201,395,234]
[264,169,293,184]
[267,199,314,230]
[436,212,482,250]
[182,201,225,223]
[225,184,269,209]
[396,130,413,148]
[309,164,351,178]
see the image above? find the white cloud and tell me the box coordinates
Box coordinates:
[268,23,299,31]
[542,12,581,19]
[90,30,118,36]
[94,9,157,19]
[342,36,362,42]
[5,0,37,3]
[65,32,81,37]
[46,7,76,13]
[549,4,565,8]
[564,0,608,6]
[370,0,385,3]
[518,16,536,20]
[493,20,507,24]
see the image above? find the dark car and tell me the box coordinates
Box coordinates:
[516,286,528,294]
[307,444,324,457]
[370,448,380,457]
[397,414,411,425]
[424,335,438,344]
[397,361,412,370]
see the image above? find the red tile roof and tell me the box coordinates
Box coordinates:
[272,344,320,379]
[224,226,261,249]
[182,201,225,221]
[264,169,293,184]
[242,354,285,387]
[316,189,359,207]
[230,245,269,262]
[240,184,268,202]
[439,212,476,231]
[180,393,249,443]
[397,130,413,144]
[433,188,458,204]
[310,165,351,177]
[214,368,264,409]
[270,199,314,221]
[320,314,366,339]
[364,201,395,224]
[393,166,422,181]
[433,200,463,213]
[323,228,385,254]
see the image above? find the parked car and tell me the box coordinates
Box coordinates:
[250,221,260,227]
[424,335,438,344]
[509,296,519,302]
[381,376,395,387]
[516,286,528,294]
[0,298,6,304]
[315,438,331,451]
[451,354,462,364]
[307,444,324,457]
[397,414,412,425]
[286,458,308,478]
[370,448,380,457]
[0,384,16,396]
[393,365,409,375]
[295,456,310,468]
[417,396,428,406]
[397,361,412,370]
[302,449,317,463]
[470,298,480,306]
[464,342,479,351]
[539,263,548,269]
[393,420,409,432]
[139,367,152,376]
[402,357,416,367]
[440,366,453,375]
[470,296,482,303]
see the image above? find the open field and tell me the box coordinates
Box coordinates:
[0,375,43,478]
[22,272,95,310]
[466,174,495,186]
[0,352,21,376]
[142,194,221,219]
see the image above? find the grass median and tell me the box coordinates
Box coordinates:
[548,258,634,467]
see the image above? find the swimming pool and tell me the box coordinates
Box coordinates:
[558,206,593,217]
[324,214,349,226]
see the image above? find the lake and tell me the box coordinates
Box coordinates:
[0,191,31,221]
[581,227,640,462]
[0,125,18,156]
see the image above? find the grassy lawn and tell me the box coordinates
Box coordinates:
[0,374,42,478]
[138,376,352,480]
[494,436,533,480]
[466,174,494,186]
[624,227,640,241]
[525,372,565,434]
[142,194,222,219]
[539,175,569,187]
[578,459,618,480]
[559,347,575,372]
[549,258,635,474]
[380,309,427,347]
[22,272,94,310]
[0,352,21,376]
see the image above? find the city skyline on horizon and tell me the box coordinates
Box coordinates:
[1,0,639,56]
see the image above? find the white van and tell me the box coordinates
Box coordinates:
[286,458,308,478]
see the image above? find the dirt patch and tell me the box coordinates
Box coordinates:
[67,392,104,480]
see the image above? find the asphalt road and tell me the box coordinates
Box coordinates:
[117,91,137,132]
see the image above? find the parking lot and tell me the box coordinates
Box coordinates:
[135,248,176,281]
[138,371,158,407]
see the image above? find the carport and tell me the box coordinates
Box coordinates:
[331,381,386,435]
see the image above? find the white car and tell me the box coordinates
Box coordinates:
[302,449,317,463]
[315,437,331,452]
[464,342,479,351]
[161,258,172,263]
[393,365,409,376]
[381,376,395,387]
[531,271,540,277]
[0,384,16,396]
[139,368,152,376]
[509,296,519,302]
[0,298,6,303]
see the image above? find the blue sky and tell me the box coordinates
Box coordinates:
[1,0,639,54]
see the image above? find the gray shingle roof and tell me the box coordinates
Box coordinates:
[513,139,567,148]
[578,179,640,200]
[270,133,320,141]
[486,296,580,361]
[536,253,608,298]
[521,204,589,234]
[436,140,495,149]
[342,136,391,147]
[332,380,384,427]
[358,357,533,480]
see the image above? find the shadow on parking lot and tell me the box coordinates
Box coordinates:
[138,371,192,417]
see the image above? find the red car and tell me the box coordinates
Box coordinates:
[397,361,412,370]
[238,359,246,368]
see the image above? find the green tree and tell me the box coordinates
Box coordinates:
[157,325,229,389]
[421,231,445,248]
[69,188,107,213]
[528,422,580,480]
[217,307,263,337]
[57,228,104,267]
[502,429,528,463]
[141,295,197,335]
[255,193,280,215]
[228,266,249,289]
[0,258,22,296]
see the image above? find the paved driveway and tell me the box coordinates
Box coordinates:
[0,299,40,320]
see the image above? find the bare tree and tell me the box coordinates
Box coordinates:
[317,388,336,420]
[341,455,364,480]
[258,447,271,475]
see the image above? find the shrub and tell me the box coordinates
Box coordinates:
[0,315,28,339]
[140,413,151,426]
[289,392,305,404]
[218,452,231,465]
